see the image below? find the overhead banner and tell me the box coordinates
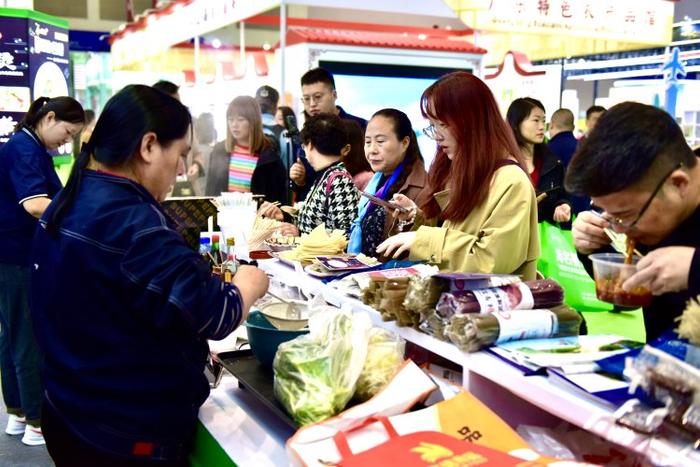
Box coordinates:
[111,0,279,69]
[446,0,675,61]
[451,0,673,42]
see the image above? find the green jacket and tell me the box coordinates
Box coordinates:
[409,164,539,280]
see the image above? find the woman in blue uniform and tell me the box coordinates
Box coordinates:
[30,85,269,466]
[0,96,84,446]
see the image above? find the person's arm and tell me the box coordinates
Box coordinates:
[10,145,58,218]
[120,226,267,340]
[22,196,51,219]
[409,178,536,273]
[327,174,360,235]
[268,153,288,205]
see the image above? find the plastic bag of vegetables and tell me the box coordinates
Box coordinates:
[273,308,371,425]
[354,328,405,402]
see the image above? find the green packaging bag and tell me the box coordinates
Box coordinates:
[537,221,613,312]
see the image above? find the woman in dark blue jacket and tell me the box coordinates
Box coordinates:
[0,96,84,446]
[31,85,269,466]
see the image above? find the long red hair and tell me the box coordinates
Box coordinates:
[421,72,523,221]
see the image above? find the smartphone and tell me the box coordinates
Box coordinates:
[360,191,408,213]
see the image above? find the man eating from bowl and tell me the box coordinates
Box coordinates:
[565,102,700,341]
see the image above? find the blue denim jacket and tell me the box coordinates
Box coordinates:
[30,170,243,459]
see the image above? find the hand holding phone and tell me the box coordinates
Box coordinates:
[361,191,408,213]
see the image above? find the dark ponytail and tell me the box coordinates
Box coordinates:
[15,96,85,132]
[45,85,191,236]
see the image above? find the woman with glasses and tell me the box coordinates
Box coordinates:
[376,72,539,279]
[506,97,571,225]
[348,108,429,256]
[205,96,286,203]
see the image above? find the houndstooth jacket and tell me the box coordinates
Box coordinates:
[296,161,360,235]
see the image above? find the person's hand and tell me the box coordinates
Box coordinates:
[572,211,611,254]
[290,158,306,186]
[278,223,299,237]
[187,164,199,178]
[390,193,417,221]
[232,265,270,319]
[553,204,572,223]
[375,232,417,258]
[258,202,283,221]
[622,247,695,295]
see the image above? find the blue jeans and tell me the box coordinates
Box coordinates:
[0,263,43,422]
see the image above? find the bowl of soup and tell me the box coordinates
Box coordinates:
[589,253,652,309]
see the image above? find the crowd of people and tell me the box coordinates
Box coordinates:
[0,66,697,465]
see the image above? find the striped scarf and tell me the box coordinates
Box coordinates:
[227,145,258,193]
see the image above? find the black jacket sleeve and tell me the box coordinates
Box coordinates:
[690,248,700,298]
[537,155,570,225]
[204,142,228,197]
[252,146,288,205]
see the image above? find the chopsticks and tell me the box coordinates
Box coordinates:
[589,210,644,258]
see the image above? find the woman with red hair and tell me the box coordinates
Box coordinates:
[376,72,539,279]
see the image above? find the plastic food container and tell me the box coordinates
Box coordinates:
[589,253,652,308]
[245,311,308,367]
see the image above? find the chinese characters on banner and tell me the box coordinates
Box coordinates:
[452,0,673,44]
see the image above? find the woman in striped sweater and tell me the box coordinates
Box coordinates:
[205,96,287,203]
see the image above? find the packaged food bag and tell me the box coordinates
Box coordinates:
[273,309,372,426]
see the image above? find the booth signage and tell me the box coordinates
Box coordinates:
[111,0,279,68]
[0,9,69,145]
[450,0,673,44]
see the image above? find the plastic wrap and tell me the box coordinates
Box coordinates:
[354,328,406,402]
[273,309,371,425]
[435,280,564,317]
[444,305,583,352]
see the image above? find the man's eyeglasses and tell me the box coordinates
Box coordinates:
[301,93,327,105]
[593,163,681,232]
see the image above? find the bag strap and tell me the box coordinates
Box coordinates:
[333,416,399,459]
[325,170,353,196]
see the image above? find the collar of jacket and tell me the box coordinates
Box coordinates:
[433,189,450,210]
[399,161,428,192]
[538,147,563,177]
[84,169,162,208]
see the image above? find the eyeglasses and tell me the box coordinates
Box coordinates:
[301,93,327,105]
[593,163,681,232]
[422,124,436,139]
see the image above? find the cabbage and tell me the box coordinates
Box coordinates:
[354,328,405,402]
[273,310,371,425]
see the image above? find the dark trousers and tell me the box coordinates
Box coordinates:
[0,263,43,423]
[43,399,189,467]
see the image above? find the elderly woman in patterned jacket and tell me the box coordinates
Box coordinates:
[258,114,359,236]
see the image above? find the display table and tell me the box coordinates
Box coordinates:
[191,374,293,466]
[191,258,699,466]
[254,258,700,466]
